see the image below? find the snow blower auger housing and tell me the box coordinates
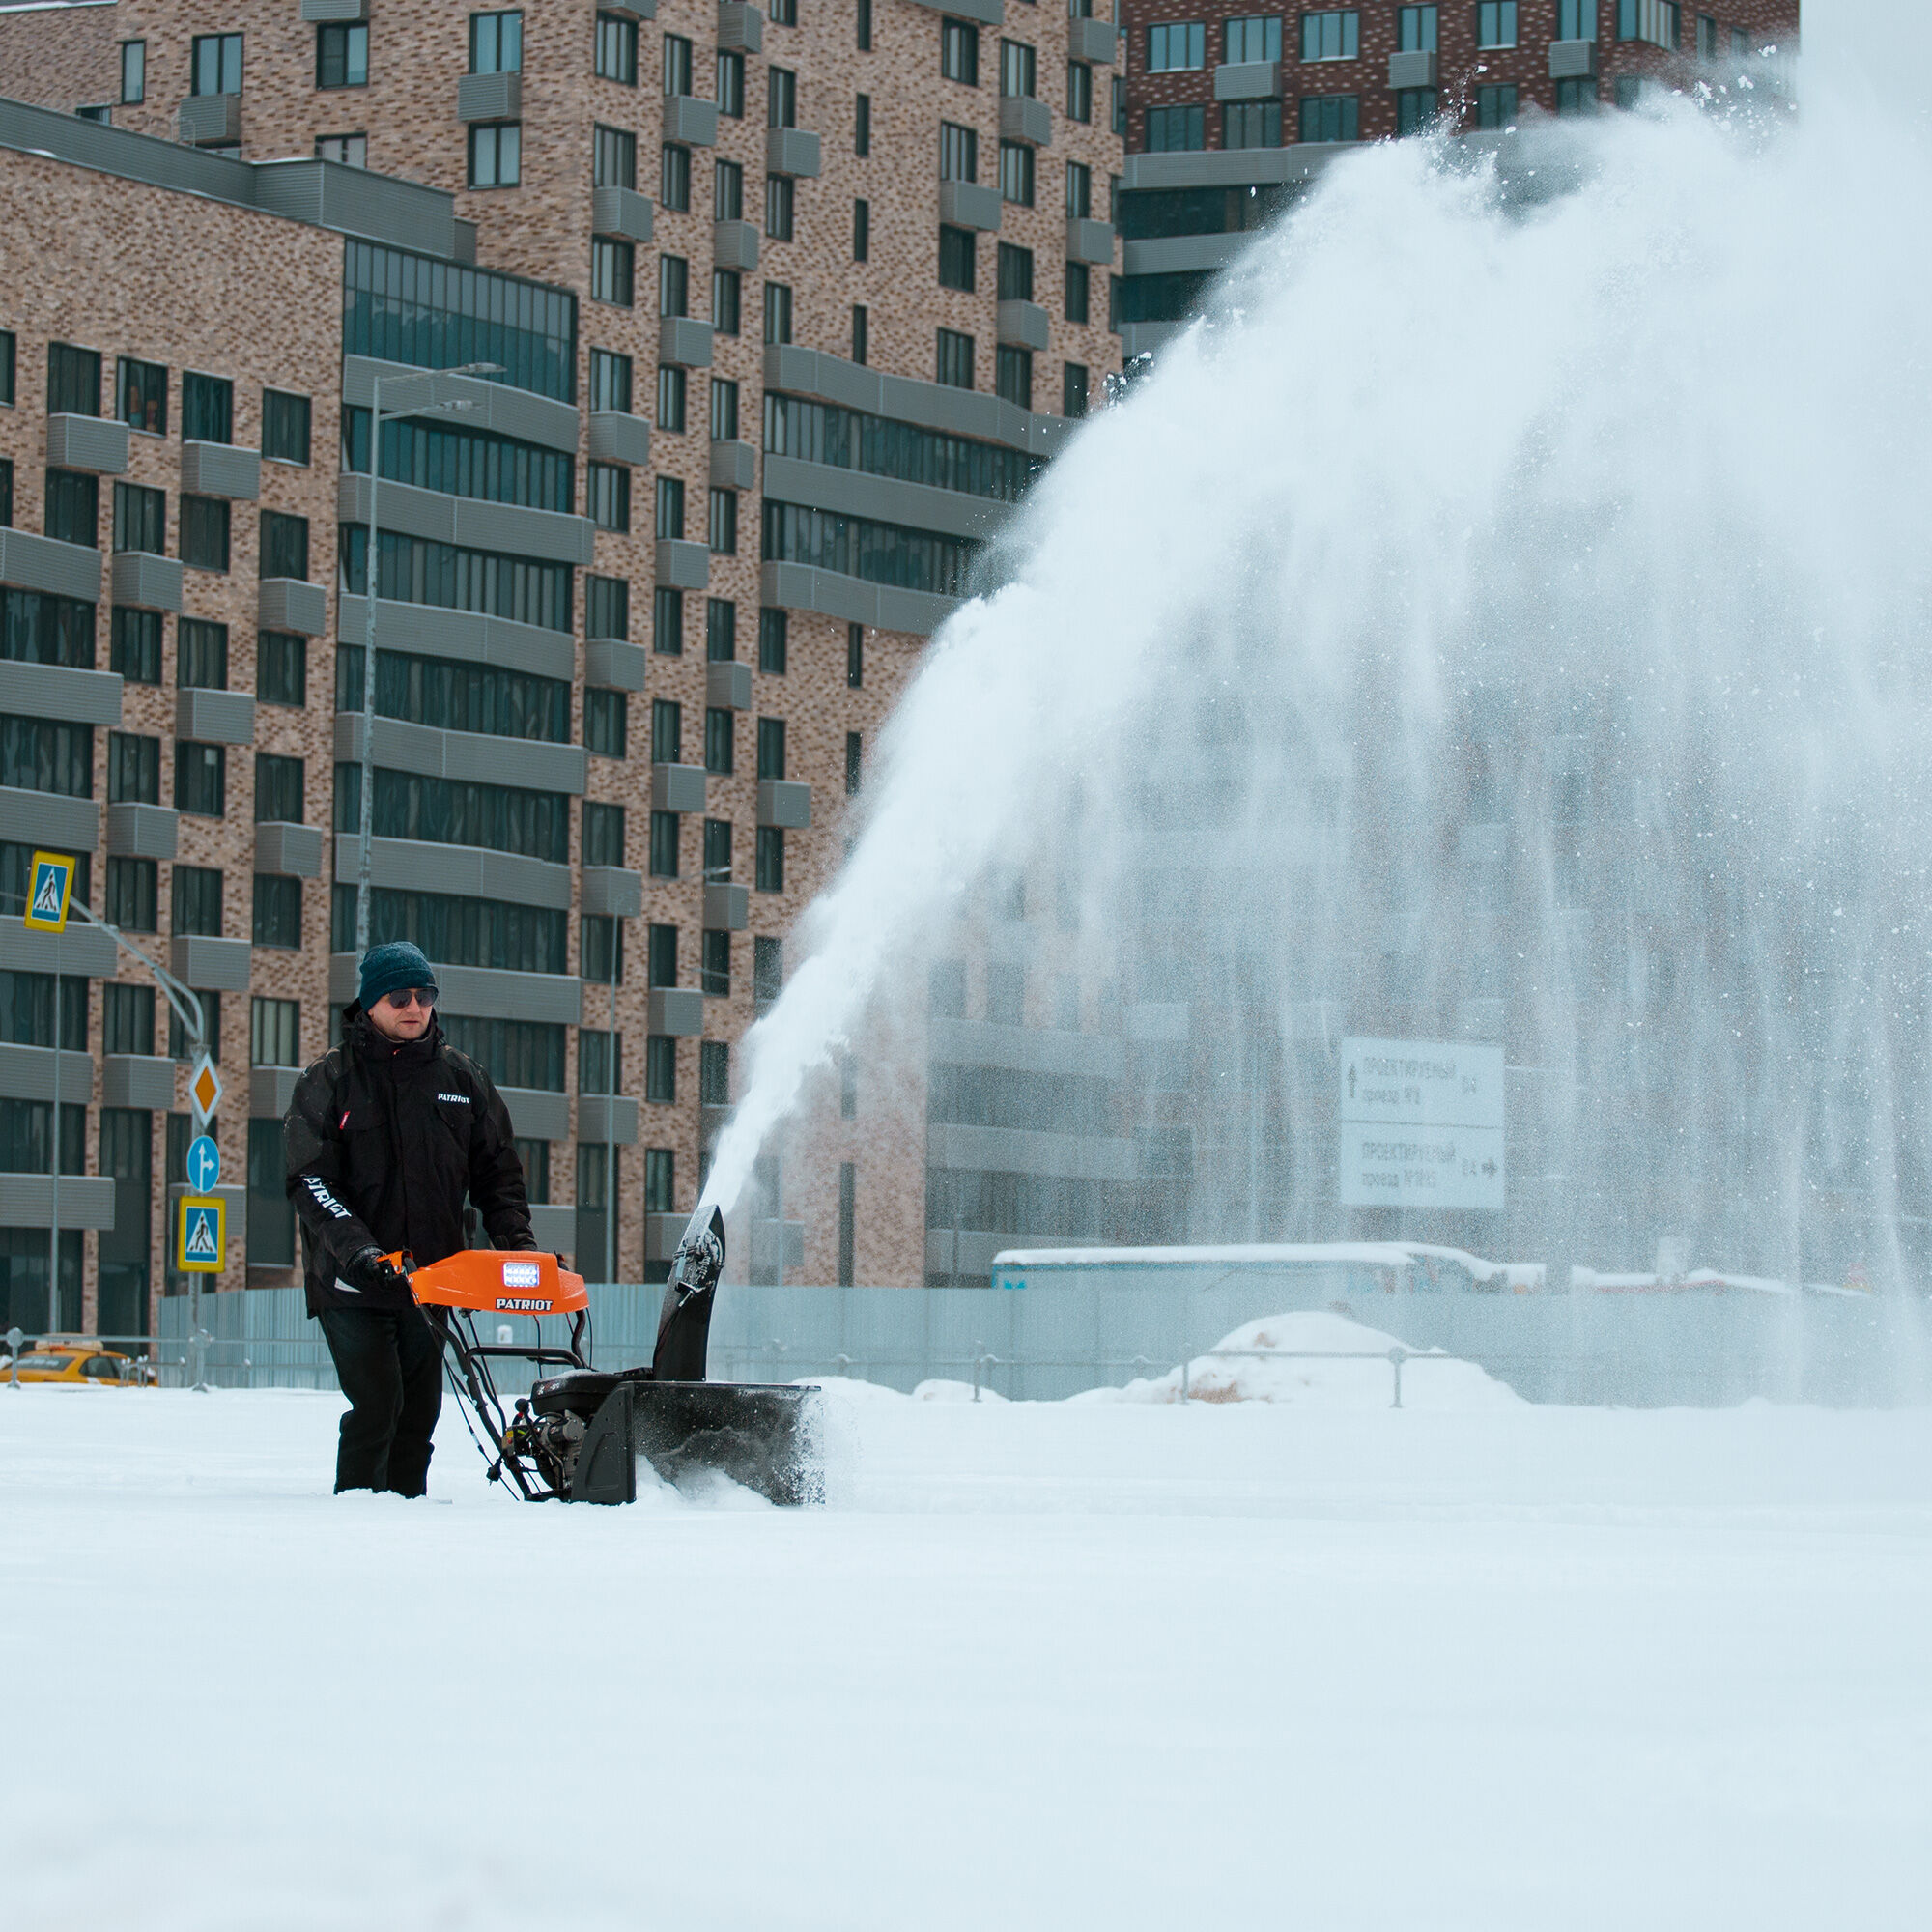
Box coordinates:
[399,1209,822,1506]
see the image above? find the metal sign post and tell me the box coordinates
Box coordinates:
[24,851,76,1339]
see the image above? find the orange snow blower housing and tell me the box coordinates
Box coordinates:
[387,1210,821,1507]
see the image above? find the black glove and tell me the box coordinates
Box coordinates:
[339,1244,405,1295]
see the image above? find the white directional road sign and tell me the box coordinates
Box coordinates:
[1339,1036,1505,1210]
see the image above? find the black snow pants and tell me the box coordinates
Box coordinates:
[318,1307,445,1496]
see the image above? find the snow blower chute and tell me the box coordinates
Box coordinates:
[400,1206,821,1505]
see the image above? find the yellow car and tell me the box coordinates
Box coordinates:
[3,1342,146,1386]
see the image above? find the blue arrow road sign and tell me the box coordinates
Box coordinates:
[186,1134,220,1194]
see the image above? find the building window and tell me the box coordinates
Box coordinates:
[649,809,679,877]
[111,609,162,684]
[253,874,301,949]
[766,175,795,242]
[111,482,165,557]
[855,91,871,156]
[717,48,746,116]
[250,996,299,1067]
[469,122,521,187]
[43,469,98,548]
[656,474,685,540]
[175,745,226,819]
[659,253,688,317]
[846,624,863,688]
[1396,88,1437,134]
[0,459,10,526]
[753,935,782,1013]
[182,371,232,443]
[999,140,1035,206]
[1065,257,1091,324]
[941,19,980,85]
[713,269,742,335]
[104,982,155,1057]
[759,608,788,673]
[1063,361,1089,418]
[856,0,872,48]
[704,597,736,662]
[108,732,160,805]
[664,32,694,96]
[755,825,784,893]
[178,618,228,690]
[997,242,1034,302]
[1145,104,1206,152]
[702,818,732,884]
[47,342,101,416]
[645,1034,676,1103]
[1065,160,1092,221]
[1555,76,1600,113]
[1224,100,1281,148]
[704,706,734,774]
[1147,21,1206,71]
[316,23,367,90]
[700,931,730,999]
[1399,4,1438,50]
[594,124,636,189]
[587,462,630,531]
[1298,94,1358,142]
[0,330,14,407]
[715,157,744,221]
[120,40,145,104]
[646,923,678,988]
[653,585,682,654]
[939,224,976,292]
[1067,61,1093,121]
[756,715,785,780]
[316,133,367,166]
[936,328,975,390]
[851,304,868,365]
[585,688,627,756]
[769,66,798,128]
[590,349,633,414]
[588,574,630,639]
[939,121,978,184]
[1001,39,1037,97]
[996,345,1032,409]
[470,10,523,72]
[1225,14,1283,60]
[852,197,869,261]
[710,379,740,442]
[1299,10,1358,60]
[845,730,862,795]
[262,390,311,464]
[764,282,793,346]
[662,141,692,211]
[260,510,309,581]
[657,363,686,432]
[180,495,229,572]
[651,698,683,765]
[708,488,738,554]
[258,631,305,706]
[1617,0,1679,47]
[107,857,156,931]
[1560,0,1597,31]
[254,752,302,824]
[1475,1,1517,49]
[1475,83,1517,128]
[192,33,242,95]
[643,1147,673,1214]
[591,238,634,306]
[582,801,626,869]
[595,11,638,83]
[117,358,166,437]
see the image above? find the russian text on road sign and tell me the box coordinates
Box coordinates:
[177,1195,225,1273]
[23,851,75,933]
[1338,1036,1505,1210]
[186,1134,221,1194]
[188,1053,222,1126]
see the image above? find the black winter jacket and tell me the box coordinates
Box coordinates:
[284,1005,534,1316]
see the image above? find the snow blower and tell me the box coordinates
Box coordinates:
[398,1206,822,1505]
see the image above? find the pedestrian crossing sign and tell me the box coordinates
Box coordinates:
[177,1195,225,1274]
[23,851,75,932]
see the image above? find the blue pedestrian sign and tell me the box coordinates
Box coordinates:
[186,1134,221,1194]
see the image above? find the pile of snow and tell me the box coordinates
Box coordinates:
[1085,1310,1522,1410]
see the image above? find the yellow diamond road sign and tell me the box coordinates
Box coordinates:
[23,850,75,932]
[177,1195,225,1273]
[189,1053,222,1125]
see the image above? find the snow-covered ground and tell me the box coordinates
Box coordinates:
[6,1351,1932,1930]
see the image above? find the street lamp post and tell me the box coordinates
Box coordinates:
[355,364,501,955]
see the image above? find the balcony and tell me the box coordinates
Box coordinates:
[498,1086,570,1142]
[0,526,104,602]
[327,952,583,1024]
[457,71,521,122]
[1070,15,1119,63]
[336,595,575,683]
[176,687,255,745]
[584,638,646,691]
[259,577,327,637]
[576,1094,639,1145]
[591,184,654,244]
[336,473,594,569]
[714,218,759,270]
[937,180,1001,232]
[1549,39,1598,78]
[581,866,643,918]
[171,934,252,992]
[180,440,260,500]
[1214,60,1280,100]
[664,95,718,146]
[331,834,573,910]
[906,0,1001,22]
[652,763,706,812]
[0,1173,116,1230]
[647,988,703,1037]
[998,97,1052,147]
[703,881,748,930]
[709,440,755,490]
[0,660,121,727]
[1066,216,1115,265]
[997,300,1049,352]
[254,820,322,877]
[178,93,240,146]
[334,711,587,795]
[111,550,182,612]
[0,786,98,855]
[106,802,178,860]
[706,660,751,711]
[756,780,810,830]
[750,1218,805,1278]
[587,410,650,466]
[0,1041,94,1103]
[765,128,822,178]
[103,1053,177,1110]
[656,537,711,589]
[45,412,128,473]
[659,317,714,368]
[718,0,762,52]
[0,911,115,976]
[1388,49,1439,88]
[249,1065,302,1119]
[301,0,367,19]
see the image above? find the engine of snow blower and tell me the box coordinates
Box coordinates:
[400,1208,821,1505]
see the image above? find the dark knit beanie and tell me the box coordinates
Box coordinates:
[357,940,438,1011]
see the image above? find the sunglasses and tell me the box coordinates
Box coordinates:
[382,987,436,1011]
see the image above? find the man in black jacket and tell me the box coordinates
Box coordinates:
[284,940,534,1495]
